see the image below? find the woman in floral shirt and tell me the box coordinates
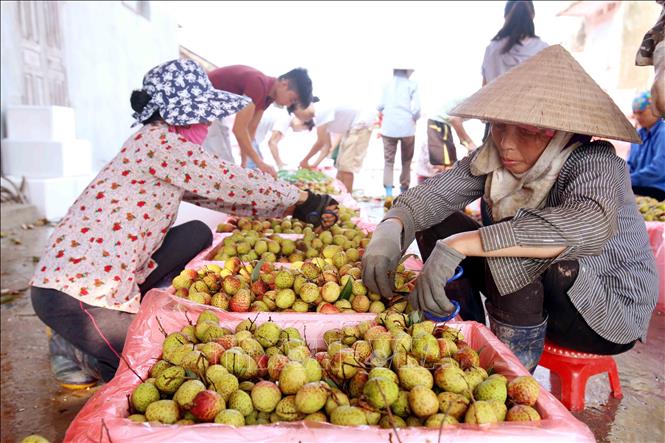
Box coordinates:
[30,59,336,386]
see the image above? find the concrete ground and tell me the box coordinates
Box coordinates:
[1,204,664,443]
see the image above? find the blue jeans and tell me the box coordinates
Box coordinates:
[246,140,264,170]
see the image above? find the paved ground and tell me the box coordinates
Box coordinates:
[1,207,664,442]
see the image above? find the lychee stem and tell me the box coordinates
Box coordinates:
[155,316,168,337]
[375,383,403,443]
[438,398,456,443]
[100,418,113,442]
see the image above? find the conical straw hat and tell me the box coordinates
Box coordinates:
[450,45,641,143]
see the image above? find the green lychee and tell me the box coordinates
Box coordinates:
[275,395,303,421]
[130,382,160,413]
[330,405,367,425]
[390,391,411,418]
[279,362,307,394]
[154,366,186,394]
[127,414,146,423]
[408,386,439,418]
[506,404,541,421]
[173,379,206,410]
[250,380,282,413]
[228,389,254,416]
[303,357,322,382]
[255,321,281,348]
[364,377,399,409]
[425,413,458,427]
[145,399,180,424]
[464,400,498,424]
[398,365,433,390]
[437,391,470,420]
[214,409,245,426]
[208,371,239,401]
[434,365,470,396]
[474,376,507,403]
[411,333,440,363]
[294,381,329,414]
[379,415,407,429]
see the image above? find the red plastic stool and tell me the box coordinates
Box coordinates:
[538,340,623,412]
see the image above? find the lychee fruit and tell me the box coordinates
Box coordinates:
[214,409,245,426]
[408,386,439,418]
[294,381,329,414]
[250,380,282,413]
[145,399,180,424]
[130,382,160,413]
[507,376,540,406]
[190,390,225,422]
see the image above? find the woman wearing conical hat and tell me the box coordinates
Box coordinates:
[361,45,659,372]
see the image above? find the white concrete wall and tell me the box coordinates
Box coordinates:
[1,1,179,170]
[61,1,179,169]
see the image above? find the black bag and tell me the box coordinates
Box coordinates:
[427,119,457,166]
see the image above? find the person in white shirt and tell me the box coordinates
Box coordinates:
[297,103,376,193]
[377,67,421,196]
[264,110,314,170]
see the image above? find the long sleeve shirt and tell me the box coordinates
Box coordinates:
[627,119,665,192]
[377,75,421,138]
[31,122,300,313]
[384,141,658,344]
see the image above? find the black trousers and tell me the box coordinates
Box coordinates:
[31,220,212,381]
[632,185,665,201]
[415,212,635,355]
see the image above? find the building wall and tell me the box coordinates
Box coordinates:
[560,1,660,113]
[1,1,179,170]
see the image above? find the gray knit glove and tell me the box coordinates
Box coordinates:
[361,220,403,299]
[408,241,465,316]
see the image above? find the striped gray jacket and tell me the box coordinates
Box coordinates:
[384,141,658,344]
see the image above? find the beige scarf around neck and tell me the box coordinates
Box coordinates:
[470,131,580,221]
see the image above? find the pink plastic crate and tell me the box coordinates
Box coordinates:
[65,289,594,443]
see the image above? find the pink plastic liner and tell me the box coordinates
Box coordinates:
[646,222,665,311]
[64,289,594,443]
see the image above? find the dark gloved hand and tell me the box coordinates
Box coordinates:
[361,220,403,299]
[293,190,339,228]
[407,240,465,316]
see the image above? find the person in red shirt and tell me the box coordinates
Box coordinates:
[207,65,314,177]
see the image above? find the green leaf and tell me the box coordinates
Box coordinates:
[323,377,340,390]
[339,278,354,300]
[184,368,201,381]
[251,259,265,283]
[408,310,423,326]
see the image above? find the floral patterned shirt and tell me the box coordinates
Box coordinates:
[32,122,300,313]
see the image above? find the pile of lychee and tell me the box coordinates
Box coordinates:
[213,215,369,264]
[217,216,314,235]
[635,196,665,221]
[172,257,417,314]
[127,311,542,427]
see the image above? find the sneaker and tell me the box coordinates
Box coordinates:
[49,333,100,389]
[384,186,393,197]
